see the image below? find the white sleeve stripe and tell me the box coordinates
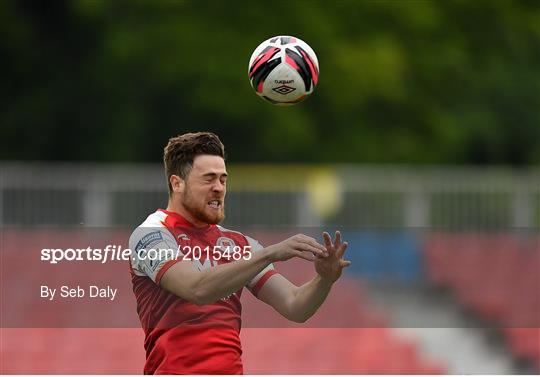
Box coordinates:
[247,264,275,288]
[244,235,276,288]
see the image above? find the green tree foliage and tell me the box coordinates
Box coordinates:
[1,0,539,164]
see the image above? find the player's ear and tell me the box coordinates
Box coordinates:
[170,175,185,194]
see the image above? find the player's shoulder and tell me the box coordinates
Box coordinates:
[139,210,168,228]
[128,210,181,281]
[129,210,176,250]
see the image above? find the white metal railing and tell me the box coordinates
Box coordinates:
[1,162,538,229]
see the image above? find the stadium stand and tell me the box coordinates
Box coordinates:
[1,328,145,374]
[5,163,538,373]
[1,229,445,374]
[342,230,423,283]
[241,257,445,374]
[424,233,540,372]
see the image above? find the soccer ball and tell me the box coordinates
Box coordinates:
[248,36,319,105]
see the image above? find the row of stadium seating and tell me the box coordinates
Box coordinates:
[241,258,445,374]
[424,233,540,372]
[241,328,444,374]
[2,230,145,373]
[342,230,423,282]
[3,327,444,375]
[1,229,445,374]
[1,328,145,374]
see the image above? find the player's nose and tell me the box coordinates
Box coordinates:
[212,181,225,193]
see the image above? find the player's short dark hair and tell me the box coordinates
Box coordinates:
[164,132,225,194]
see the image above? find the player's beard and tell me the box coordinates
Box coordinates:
[181,185,225,225]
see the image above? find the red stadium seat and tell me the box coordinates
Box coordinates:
[424,232,540,372]
[1,328,145,374]
[2,229,445,374]
[504,328,540,362]
[241,263,445,374]
[241,327,445,374]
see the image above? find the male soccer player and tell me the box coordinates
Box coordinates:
[129,132,350,374]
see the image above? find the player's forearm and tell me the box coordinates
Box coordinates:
[191,248,274,305]
[286,275,333,323]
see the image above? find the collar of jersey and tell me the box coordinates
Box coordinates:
[158,208,215,231]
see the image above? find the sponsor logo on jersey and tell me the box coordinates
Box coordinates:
[135,231,163,253]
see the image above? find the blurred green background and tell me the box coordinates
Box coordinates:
[1,0,539,164]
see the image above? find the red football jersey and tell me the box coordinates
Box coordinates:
[129,209,277,374]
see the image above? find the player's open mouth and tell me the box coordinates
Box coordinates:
[208,200,221,209]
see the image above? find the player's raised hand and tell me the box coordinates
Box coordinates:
[315,231,351,283]
[267,234,329,262]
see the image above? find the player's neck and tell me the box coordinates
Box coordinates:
[166,200,209,229]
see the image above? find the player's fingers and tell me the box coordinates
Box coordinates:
[298,234,327,252]
[295,250,316,262]
[323,232,336,255]
[297,241,328,258]
[295,234,326,252]
[305,236,326,251]
[336,241,348,258]
[335,231,342,248]
[340,259,351,268]
[322,231,333,251]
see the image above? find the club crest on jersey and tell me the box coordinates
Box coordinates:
[216,237,236,251]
